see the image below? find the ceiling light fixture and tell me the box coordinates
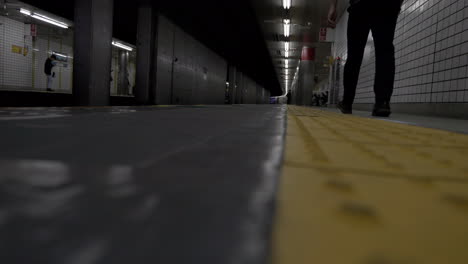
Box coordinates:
[284,42,289,52]
[112,41,133,51]
[52,51,69,58]
[283,19,291,37]
[20,8,31,16]
[20,8,68,29]
[285,50,289,58]
[283,0,291,9]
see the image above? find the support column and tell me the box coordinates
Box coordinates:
[135,3,156,104]
[227,65,237,104]
[235,71,243,104]
[256,85,262,104]
[298,46,316,106]
[73,0,114,106]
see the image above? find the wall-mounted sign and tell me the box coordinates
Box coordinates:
[31,24,37,37]
[52,51,68,62]
[11,45,22,54]
[319,28,327,42]
[24,24,37,37]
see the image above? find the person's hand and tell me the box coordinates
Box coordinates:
[328,3,337,28]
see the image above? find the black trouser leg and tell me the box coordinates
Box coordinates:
[371,6,400,103]
[343,6,371,105]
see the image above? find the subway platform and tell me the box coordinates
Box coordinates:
[1,105,467,264]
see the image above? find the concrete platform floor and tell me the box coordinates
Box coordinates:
[0,105,286,264]
[0,105,467,264]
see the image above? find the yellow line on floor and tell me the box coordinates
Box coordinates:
[272,106,468,264]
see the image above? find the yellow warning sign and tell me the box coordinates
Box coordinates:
[11,45,22,54]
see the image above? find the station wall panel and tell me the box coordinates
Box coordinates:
[156,15,227,105]
[241,76,257,104]
[155,15,175,105]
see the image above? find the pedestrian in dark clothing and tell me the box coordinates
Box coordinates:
[44,54,57,92]
[328,0,403,117]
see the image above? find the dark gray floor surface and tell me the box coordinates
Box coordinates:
[0,105,287,264]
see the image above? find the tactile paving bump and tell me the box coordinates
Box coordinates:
[272,106,468,264]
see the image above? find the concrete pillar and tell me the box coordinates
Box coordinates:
[298,61,315,105]
[235,71,243,104]
[135,3,156,104]
[261,88,265,104]
[297,46,316,106]
[73,0,114,106]
[227,66,237,104]
[256,85,262,104]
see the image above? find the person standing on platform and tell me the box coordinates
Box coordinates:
[328,0,403,117]
[44,54,57,92]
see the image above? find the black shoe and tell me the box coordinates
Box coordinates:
[372,101,391,117]
[337,101,352,114]
[47,88,54,92]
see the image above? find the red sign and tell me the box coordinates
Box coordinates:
[30,24,37,37]
[319,27,327,42]
[301,47,315,61]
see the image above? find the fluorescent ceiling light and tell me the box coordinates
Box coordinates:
[20,9,68,29]
[31,14,68,29]
[112,41,133,51]
[52,52,68,58]
[285,60,289,68]
[284,42,289,51]
[283,0,291,9]
[285,50,289,58]
[20,8,31,16]
[284,19,290,37]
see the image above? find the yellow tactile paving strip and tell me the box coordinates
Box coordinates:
[272,106,468,264]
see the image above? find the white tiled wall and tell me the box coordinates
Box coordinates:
[0,15,137,96]
[332,0,468,104]
[0,16,33,90]
[0,16,73,92]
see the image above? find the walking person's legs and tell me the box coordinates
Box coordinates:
[47,75,54,91]
[339,4,372,114]
[370,2,401,116]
